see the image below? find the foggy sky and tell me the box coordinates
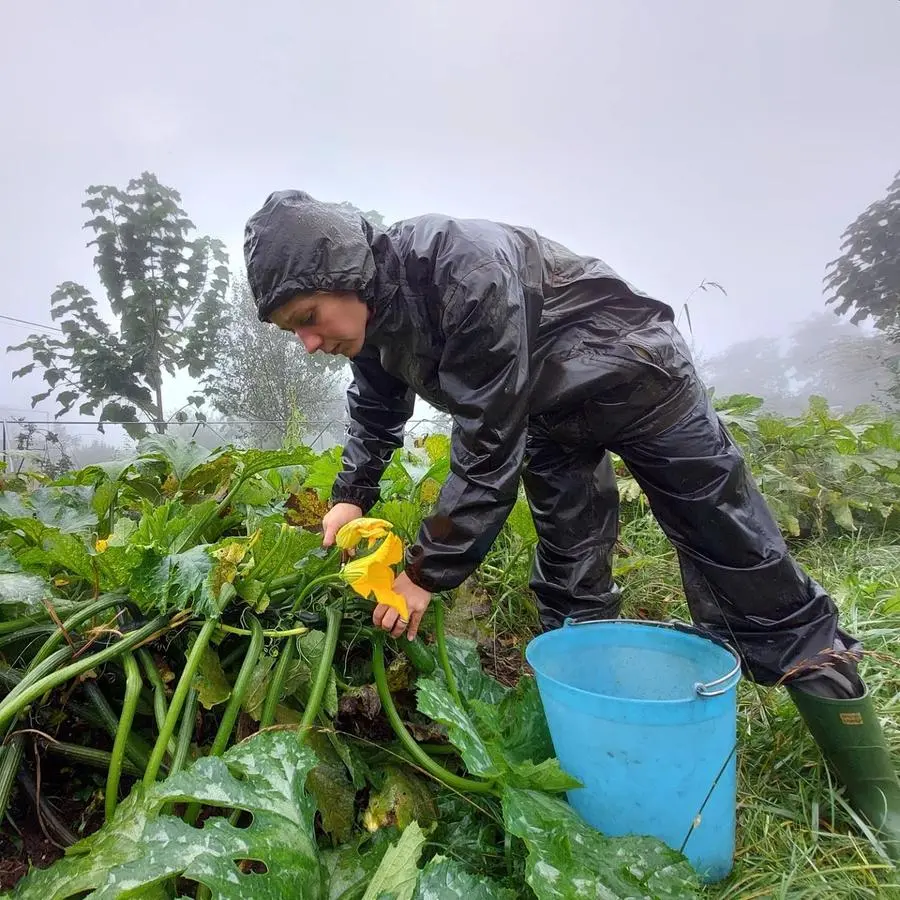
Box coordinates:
[2,0,899,425]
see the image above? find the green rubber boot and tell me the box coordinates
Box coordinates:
[789,685,900,864]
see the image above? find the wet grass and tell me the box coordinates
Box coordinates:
[479,511,900,896]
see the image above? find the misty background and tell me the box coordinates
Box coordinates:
[1,0,898,468]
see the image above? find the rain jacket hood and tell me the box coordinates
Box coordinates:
[244,190,390,321]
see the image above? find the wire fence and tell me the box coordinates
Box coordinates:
[1,416,452,474]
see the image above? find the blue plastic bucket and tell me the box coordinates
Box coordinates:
[525,618,741,883]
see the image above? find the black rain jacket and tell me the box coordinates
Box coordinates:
[243,190,689,593]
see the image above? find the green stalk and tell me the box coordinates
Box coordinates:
[105,652,143,821]
[259,570,341,728]
[184,616,264,827]
[434,598,463,708]
[143,619,217,787]
[31,595,125,669]
[0,646,75,713]
[45,740,140,776]
[266,551,340,598]
[0,617,167,732]
[85,683,152,770]
[138,648,176,760]
[371,637,495,794]
[210,617,263,757]
[0,736,24,828]
[0,617,46,636]
[170,689,199,776]
[300,604,343,733]
[259,639,293,729]
[0,625,54,648]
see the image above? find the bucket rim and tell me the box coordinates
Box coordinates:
[525,617,742,705]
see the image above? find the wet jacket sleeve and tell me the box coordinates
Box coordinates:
[404,262,531,592]
[331,345,416,513]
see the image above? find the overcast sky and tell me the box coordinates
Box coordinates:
[2,0,898,429]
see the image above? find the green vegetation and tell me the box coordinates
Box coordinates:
[0,394,897,897]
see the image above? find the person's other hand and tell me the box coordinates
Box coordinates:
[321,503,364,547]
[373,571,432,641]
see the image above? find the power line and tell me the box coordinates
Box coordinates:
[0,314,63,333]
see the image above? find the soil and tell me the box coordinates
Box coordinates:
[0,778,103,893]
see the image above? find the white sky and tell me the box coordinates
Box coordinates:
[1,0,898,424]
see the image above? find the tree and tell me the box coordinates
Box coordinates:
[8,172,230,436]
[210,276,347,448]
[211,199,389,448]
[825,168,900,336]
[704,312,899,414]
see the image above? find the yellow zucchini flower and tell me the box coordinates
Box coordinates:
[339,531,408,619]
[335,517,394,550]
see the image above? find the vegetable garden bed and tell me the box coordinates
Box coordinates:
[0,395,898,898]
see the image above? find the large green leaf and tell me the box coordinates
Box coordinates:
[412,857,517,900]
[502,787,700,899]
[136,435,219,484]
[443,636,509,706]
[0,487,97,535]
[416,675,499,777]
[7,729,325,899]
[131,545,216,615]
[0,548,21,573]
[303,447,345,499]
[29,486,98,533]
[321,831,395,900]
[0,572,52,616]
[362,821,426,900]
[418,643,578,792]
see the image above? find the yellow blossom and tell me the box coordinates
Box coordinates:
[335,517,394,551]
[339,532,408,619]
[95,538,108,553]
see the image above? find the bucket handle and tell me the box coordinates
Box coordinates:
[562,616,742,698]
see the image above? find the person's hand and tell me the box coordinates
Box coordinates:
[322,503,364,547]
[373,571,431,641]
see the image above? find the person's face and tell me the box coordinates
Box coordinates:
[270,291,370,358]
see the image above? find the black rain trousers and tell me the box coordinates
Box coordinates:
[524,318,862,699]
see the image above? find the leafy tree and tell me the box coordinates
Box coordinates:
[704,312,899,415]
[210,276,347,448]
[825,168,900,335]
[211,200,389,448]
[8,172,230,436]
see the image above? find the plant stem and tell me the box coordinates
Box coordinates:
[143,619,216,787]
[259,639,293,729]
[434,598,463,708]
[0,617,167,733]
[0,647,75,715]
[211,617,263,758]
[0,736,24,829]
[259,571,341,728]
[300,604,343,734]
[105,652,142,820]
[170,689,199,776]
[138,648,176,761]
[184,616,264,827]
[44,741,141,776]
[0,625,54,649]
[371,637,495,795]
[85,683,152,771]
[216,623,309,639]
[0,617,46,636]
[31,595,125,669]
